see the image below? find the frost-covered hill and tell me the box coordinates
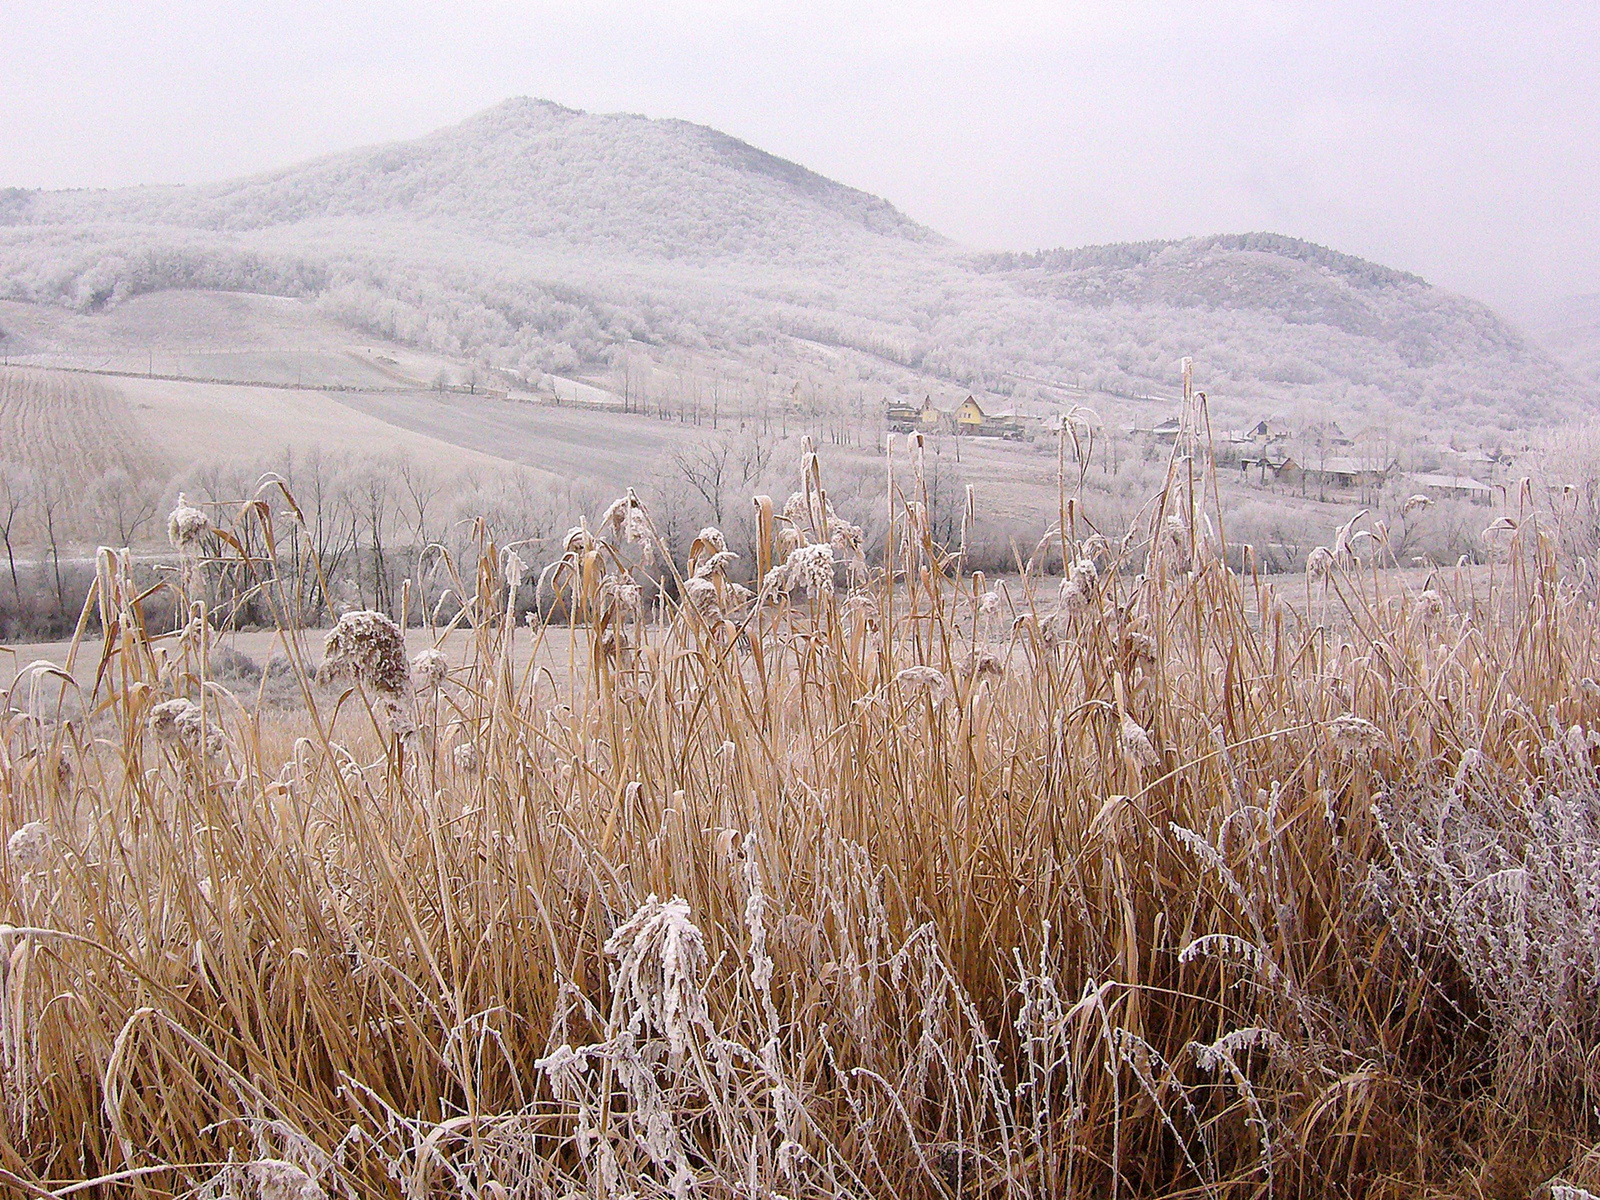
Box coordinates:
[0,98,1590,429]
[1526,293,1600,392]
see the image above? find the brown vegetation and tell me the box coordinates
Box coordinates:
[2,403,1599,1198]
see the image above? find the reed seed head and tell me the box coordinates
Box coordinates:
[896,665,950,704]
[1120,714,1160,768]
[245,1159,326,1200]
[166,493,211,552]
[773,542,835,596]
[1306,546,1335,582]
[411,648,449,692]
[320,610,411,697]
[7,821,49,872]
[604,893,709,1064]
[1329,714,1383,761]
[149,697,223,757]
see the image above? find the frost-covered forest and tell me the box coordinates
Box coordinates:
[0,98,1590,429]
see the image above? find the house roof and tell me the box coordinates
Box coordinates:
[1315,456,1390,475]
[1408,472,1494,493]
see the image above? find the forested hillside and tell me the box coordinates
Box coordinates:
[1,98,1589,428]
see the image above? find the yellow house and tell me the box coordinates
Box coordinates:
[918,396,949,432]
[955,396,987,430]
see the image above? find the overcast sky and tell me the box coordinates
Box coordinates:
[3,1,1596,318]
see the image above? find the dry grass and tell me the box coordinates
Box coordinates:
[1,405,1598,1199]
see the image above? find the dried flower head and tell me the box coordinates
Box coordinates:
[780,490,812,528]
[622,507,654,565]
[841,591,880,623]
[411,648,449,692]
[693,549,739,579]
[682,576,722,621]
[830,518,865,563]
[604,894,710,1064]
[149,697,224,757]
[166,493,212,552]
[1126,630,1157,665]
[977,589,1000,616]
[896,665,951,704]
[245,1158,326,1200]
[773,542,835,596]
[502,549,526,592]
[1329,714,1383,761]
[1306,546,1335,582]
[320,610,411,697]
[1061,557,1099,612]
[452,741,481,775]
[1120,714,1160,769]
[960,649,1004,680]
[562,523,595,555]
[1415,589,1445,622]
[598,575,643,622]
[7,821,49,872]
[600,491,637,536]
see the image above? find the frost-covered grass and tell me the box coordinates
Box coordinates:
[3,409,1600,1198]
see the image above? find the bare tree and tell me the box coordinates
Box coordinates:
[351,457,397,615]
[89,468,163,547]
[396,453,446,619]
[0,465,30,599]
[299,450,358,618]
[37,474,69,616]
[672,438,735,526]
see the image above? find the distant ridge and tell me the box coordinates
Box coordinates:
[977,233,1427,291]
[0,98,1590,428]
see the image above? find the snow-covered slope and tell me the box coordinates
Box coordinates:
[0,99,1589,428]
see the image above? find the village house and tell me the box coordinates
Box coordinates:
[917,397,952,433]
[1131,415,1183,446]
[953,395,1026,438]
[1440,446,1508,482]
[1303,420,1355,448]
[1407,471,1495,506]
[1239,448,1294,484]
[1274,454,1395,495]
[892,395,1027,438]
[1223,418,1289,448]
[884,398,921,432]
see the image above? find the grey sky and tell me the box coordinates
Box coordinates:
[3,1,1597,317]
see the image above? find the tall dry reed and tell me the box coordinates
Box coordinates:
[2,403,1599,1198]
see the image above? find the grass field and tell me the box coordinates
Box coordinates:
[1,408,1596,1198]
[0,368,166,495]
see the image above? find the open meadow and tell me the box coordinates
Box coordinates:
[3,402,1599,1199]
